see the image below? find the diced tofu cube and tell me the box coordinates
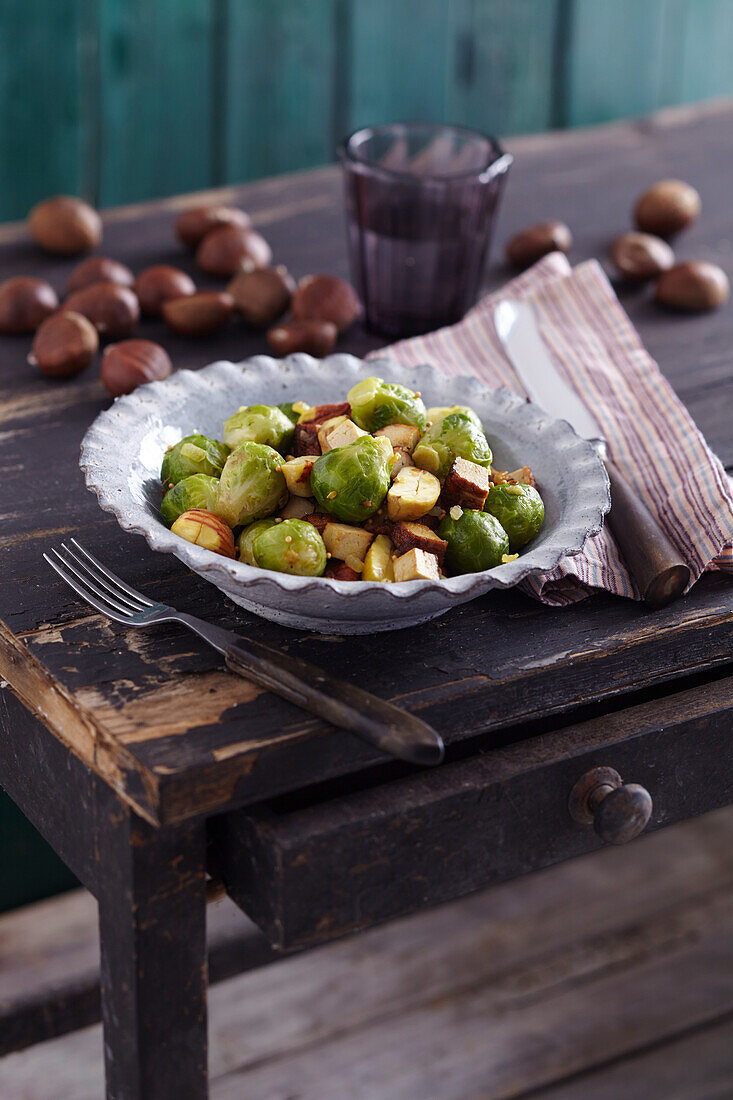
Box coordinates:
[387,466,441,521]
[374,423,420,453]
[390,447,414,479]
[280,456,315,497]
[391,521,447,568]
[362,534,395,583]
[393,547,440,582]
[440,457,490,510]
[280,495,316,519]
[318,416,368,452]
[322,522,374,562]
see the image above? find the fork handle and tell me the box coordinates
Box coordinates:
[223,638,444,766]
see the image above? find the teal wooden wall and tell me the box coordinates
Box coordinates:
[2,0,733,222]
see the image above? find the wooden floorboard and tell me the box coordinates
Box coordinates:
[1,807,732,1098]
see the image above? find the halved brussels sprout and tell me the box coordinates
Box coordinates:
[438,509,509,574]
[216,442,286,527]
[412,412,492,479]
[223,405,295,453]
[425,405,483,431]
[347,376,427,433]
[237,518,278,565]
[253,518,327,576]
[484,483,544,551]
[278,402,302,425]
[160,473,219,527]
[311,435,392,523]
[161,434,230,488]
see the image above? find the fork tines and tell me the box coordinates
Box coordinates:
[43,539,156,624]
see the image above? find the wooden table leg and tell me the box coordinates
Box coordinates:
[96,796,208,1100]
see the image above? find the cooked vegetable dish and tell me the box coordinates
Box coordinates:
[160,376,545,581]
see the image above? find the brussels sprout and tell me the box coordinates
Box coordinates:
[347,376,427,433]
[426,405,483,431]
[223,405,295,453]
[438,509,509,574]
[161,434,230,488]
[412,412,492,479]
[253,518,327,577]
[160,474,219,527]
[484,483,544,551]
[311,435,392,523]
[278,402,301,425]
[216,442,286,527]
[237,518,278,565]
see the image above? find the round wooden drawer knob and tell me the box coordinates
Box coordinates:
[568,766,653,845]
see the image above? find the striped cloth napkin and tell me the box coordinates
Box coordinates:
[373,252,733,605]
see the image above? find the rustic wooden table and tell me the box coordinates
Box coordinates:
[1,102,732,1099]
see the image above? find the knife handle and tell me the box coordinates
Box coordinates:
[604,458,690,609]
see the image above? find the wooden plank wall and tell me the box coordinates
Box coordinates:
[2,1,733,221]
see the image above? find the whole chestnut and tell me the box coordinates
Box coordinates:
[134,265,196,316]
[101,339,173,397]
[609,232,675,281]
[267,319,337,357]
[65,282,140,338]
[228,265,295,326]
[28,311,98,377]
[655,261,729,312]
[175,205,250,249]
[0,276,58,333]
[28,196,102,255]
[290,274,362,332]
[505,221,573,268]
[67,256,134,294]
[634,180,701,237]
[162,291,234,336]
[195,225,272,277]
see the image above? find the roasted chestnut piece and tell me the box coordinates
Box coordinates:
[505,221,572,268]
[291,274,362,332]
[134,265,196,316]
[67,256,134,294]
[64,282,140,338]
[28,311,98,377]
[655,261,729,312]
[162,291,234,335]
[228,266,294,326]
[609,232,675,281]
[101,339,173,396]
[0,276,58,333]
[28,196,102,255]
[175,205,250,249]
[195,226,272,276]
[634,180,701,237]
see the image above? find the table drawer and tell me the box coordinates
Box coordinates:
[212,678,732,950]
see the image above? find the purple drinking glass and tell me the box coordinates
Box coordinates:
[339,122,512,337]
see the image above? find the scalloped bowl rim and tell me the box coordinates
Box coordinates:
[79,353,611,613]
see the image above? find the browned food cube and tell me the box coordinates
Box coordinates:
[280,455,315,496]
[440,457,490,510]
[374,423,421,453]
[363,511,394,537]
[322,522,374,562]
[393,547,440,582]
[294,421,321,456]
[391,521,447,568]
[324,561,361,581]
[303,512,330,534]
[300,401,351,424]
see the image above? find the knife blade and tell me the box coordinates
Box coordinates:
[493,298,690,609]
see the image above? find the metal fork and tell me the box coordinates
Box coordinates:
[43,539,444,766]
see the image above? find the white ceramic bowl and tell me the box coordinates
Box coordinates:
[80,354,610,633]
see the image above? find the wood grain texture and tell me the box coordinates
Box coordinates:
[0,104,731,827]
[214,678,733,948]
[2,806,732,1098]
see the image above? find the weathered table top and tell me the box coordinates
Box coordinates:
[1,102,731,826]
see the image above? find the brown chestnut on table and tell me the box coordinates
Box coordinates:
[655,261,729,312]
[28,196,102,255]
[195,225,272,277]
[67,256,135,294]
[634,179,701,237]
[65,282,140,338]
[0,276,58,333]
[505,221,572,268]
[162,291,235,336]
[134,265,196,316]
[101,339,173,397]
[267,319,337,357]
[228,265,295,326]
[28,311,98,377]
[175,205,250,249]
[609,232,675,281]
[290,274,362,332]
